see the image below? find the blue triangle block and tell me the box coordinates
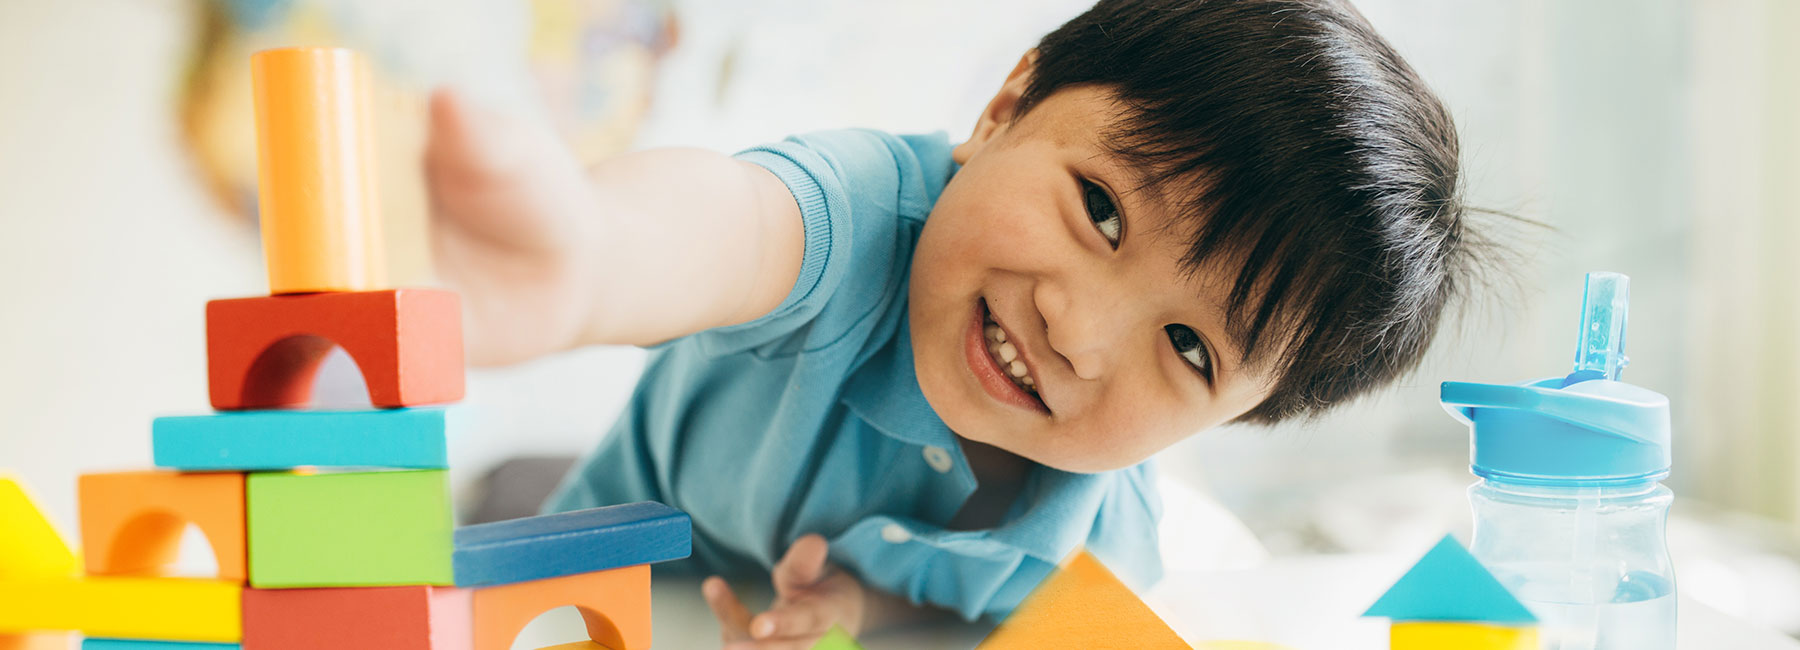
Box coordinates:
[1362,534,1538,624]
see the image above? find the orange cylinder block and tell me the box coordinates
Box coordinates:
[251,46,386,294]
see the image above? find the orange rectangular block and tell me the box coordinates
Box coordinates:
[243,585,468,650]
[206,289,462,409]
[472,565,650,650]
[0,634,71,650]
[78,471,246,582]
[976,550,1188,649]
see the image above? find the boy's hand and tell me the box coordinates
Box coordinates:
[425,88,599,365]
[703,534,866,650]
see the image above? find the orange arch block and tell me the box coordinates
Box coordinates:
[78,471,246,582]
[472,564,650,650]
[206,289,463,410]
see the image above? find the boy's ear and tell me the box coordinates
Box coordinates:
[953,51,1036,164]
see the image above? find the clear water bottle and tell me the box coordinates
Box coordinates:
[1441,272,1676,650]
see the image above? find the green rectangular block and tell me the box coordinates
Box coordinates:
[247,470,453,588]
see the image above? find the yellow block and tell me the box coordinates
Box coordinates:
[1390,621,1537,650]
[0,577,241,642]
[252,46,385,294]
[0,476,79,580]
[977,550,1189,649]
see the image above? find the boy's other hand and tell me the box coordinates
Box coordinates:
[425,88,598,365]
[703,534,866,649]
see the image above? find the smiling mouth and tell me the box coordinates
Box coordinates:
[981,307,1037,395]
[965,298,1048,414]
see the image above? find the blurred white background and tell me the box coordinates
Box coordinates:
[1,0,1796,640]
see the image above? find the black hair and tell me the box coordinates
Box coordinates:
[1019,0,1478,423]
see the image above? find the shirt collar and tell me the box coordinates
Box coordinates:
[841,321,960,451]
[844,322,1122,564]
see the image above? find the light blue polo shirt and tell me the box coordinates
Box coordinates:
[545,129,1164,621]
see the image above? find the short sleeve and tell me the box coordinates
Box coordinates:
[683,130,949,357]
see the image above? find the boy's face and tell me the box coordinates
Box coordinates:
[911,61,1277,473]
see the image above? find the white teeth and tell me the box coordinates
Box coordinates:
[983,306,1037,395]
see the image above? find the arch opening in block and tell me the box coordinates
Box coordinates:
[78,471,246,582]
[105,515,223,578]
[239,333,345,408]
[505,604,623,650]
[239,338,375,409]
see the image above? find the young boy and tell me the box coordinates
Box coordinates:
[425,0,1473,646]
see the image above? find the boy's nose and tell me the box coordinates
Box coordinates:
[1036,282,1126,381]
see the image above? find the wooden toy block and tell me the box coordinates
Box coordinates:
[471,565,650,650]
[0,476,79,580]
[78,471,246,582]
[153,408,449,471]
[0,634,73,650]
[810,626,864,650]
[246,470,452,587]
[242,585,468,650]
[452,502,690,588]
[975,550,1188,650]
[0,576,241,642]
[1362,535,1538,625]
[205,289,463,410]
[83,640,239,650]
[252,47,384,295]
[1389,621,1537,650]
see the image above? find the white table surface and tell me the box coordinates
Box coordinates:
[514,554,1800,649]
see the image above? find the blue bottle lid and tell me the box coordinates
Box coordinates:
[1440,273,1671,486]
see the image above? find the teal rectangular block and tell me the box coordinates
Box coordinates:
[83,640,239,650]
[153,408,448,471]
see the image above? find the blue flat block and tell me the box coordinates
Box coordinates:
[152,408,448,471]
[453,501,692,587]
[84,640,239,650]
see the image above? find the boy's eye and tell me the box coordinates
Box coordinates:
[1164,324,1213,381]
[1083,180,1122,248]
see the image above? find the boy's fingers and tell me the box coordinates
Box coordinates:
[749,600,825,640]
[771,534,830,593]
[702,575,754,642]
[424,86,535,186]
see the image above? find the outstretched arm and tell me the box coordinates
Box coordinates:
[425,89,805,365]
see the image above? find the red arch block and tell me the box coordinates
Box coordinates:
[206,289,463,410]
[77,471,246,582]
[472,565,650,650]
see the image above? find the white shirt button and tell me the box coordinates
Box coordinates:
[922,445,954,473]
[881,523,913,544]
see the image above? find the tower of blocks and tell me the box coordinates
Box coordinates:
[0,47,691,650]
